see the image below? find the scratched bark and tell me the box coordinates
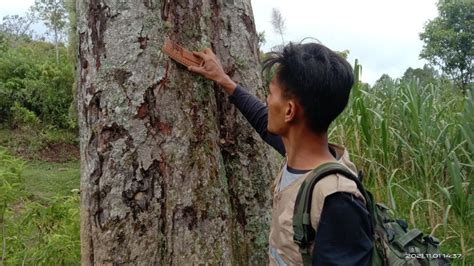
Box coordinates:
[76,0,278,264]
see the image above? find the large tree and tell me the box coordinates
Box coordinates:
[76,0,277,264]
[419,0,473,93]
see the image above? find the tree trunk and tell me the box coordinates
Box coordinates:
[76,0,278,265]
[55,27,59,64]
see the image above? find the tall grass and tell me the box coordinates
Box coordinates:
[0,147,25,264]
[330,62,473,265]
[0,147,80,265]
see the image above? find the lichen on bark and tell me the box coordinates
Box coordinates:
[77,0,277,264]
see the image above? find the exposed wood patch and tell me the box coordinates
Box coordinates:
[88,0,108,70]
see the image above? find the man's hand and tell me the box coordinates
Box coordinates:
[188,48,237,95]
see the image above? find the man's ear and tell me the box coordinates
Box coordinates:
[284,100,298,123]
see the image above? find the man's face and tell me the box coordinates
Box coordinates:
[266,76,288,135]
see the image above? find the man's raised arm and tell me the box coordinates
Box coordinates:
[188,48,285,156]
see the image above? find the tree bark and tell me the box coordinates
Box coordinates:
[76,0,278,264]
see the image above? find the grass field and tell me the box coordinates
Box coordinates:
[23,160,80,200]
[0,128,81,265]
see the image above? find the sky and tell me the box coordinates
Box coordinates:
[0,0,439,85]
[251,0,439,84]
[0,0,33,14]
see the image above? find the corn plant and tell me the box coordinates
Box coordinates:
[330,64,473,264]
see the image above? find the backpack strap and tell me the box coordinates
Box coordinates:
[394,229,423,249]
[292,162,376,265]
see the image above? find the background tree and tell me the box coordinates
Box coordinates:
[401,64,439,86]
[31,0,68,64]
[257,31,266,51]
[76,0,277,264]
[271,8,286,48]
[0,13,36,44]
[373,73,395,89]
[419,0,474,93]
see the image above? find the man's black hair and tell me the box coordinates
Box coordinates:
[262,42,354,134]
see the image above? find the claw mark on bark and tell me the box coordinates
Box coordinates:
[240,14,255,34]
[98,123,129,153]
[161,0,171,21]
[113,69,132,86]
[79,32,88,66]
[159,62,170,93]
[221,150,246,227]
[93,122,131,230]
[112,69,133,105]
[92,153,104,230]
[157,157,168,263]
[209,0,221,50]
[122,160,160,220]
[138,25,149,49]
[85,91,101,125]
[182,205,198,230]
[143,0,155,9]
[139,67,172,135]
[138,36,149,49]
[88,0,108,70]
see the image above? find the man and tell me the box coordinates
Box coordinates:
[188,42,373,265]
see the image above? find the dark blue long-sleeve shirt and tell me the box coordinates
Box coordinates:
[228,85,372,265]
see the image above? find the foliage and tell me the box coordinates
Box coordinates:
[0,147,26,263]
[0,148,80,264]
[419,0,474,93]
[10,102,41,130]
[0,13,36,42]
[257,31,266,52]
[0,37,74,129]
[0,32,10,52]
[0,126,78,162]
[66,0,78,130]
[31,0,68,64]
[4,194,80,265]
[372,73,396,90]
[330,62,474,265]
[31,0,68,35]
[401,64,440,87]
[0,148,25,214]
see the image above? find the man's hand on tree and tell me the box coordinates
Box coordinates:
[188,48,237,95]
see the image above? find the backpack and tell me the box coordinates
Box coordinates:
[292,162,450,266]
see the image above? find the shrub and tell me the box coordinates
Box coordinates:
[0,38,74,129]
[9,102,40,130]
